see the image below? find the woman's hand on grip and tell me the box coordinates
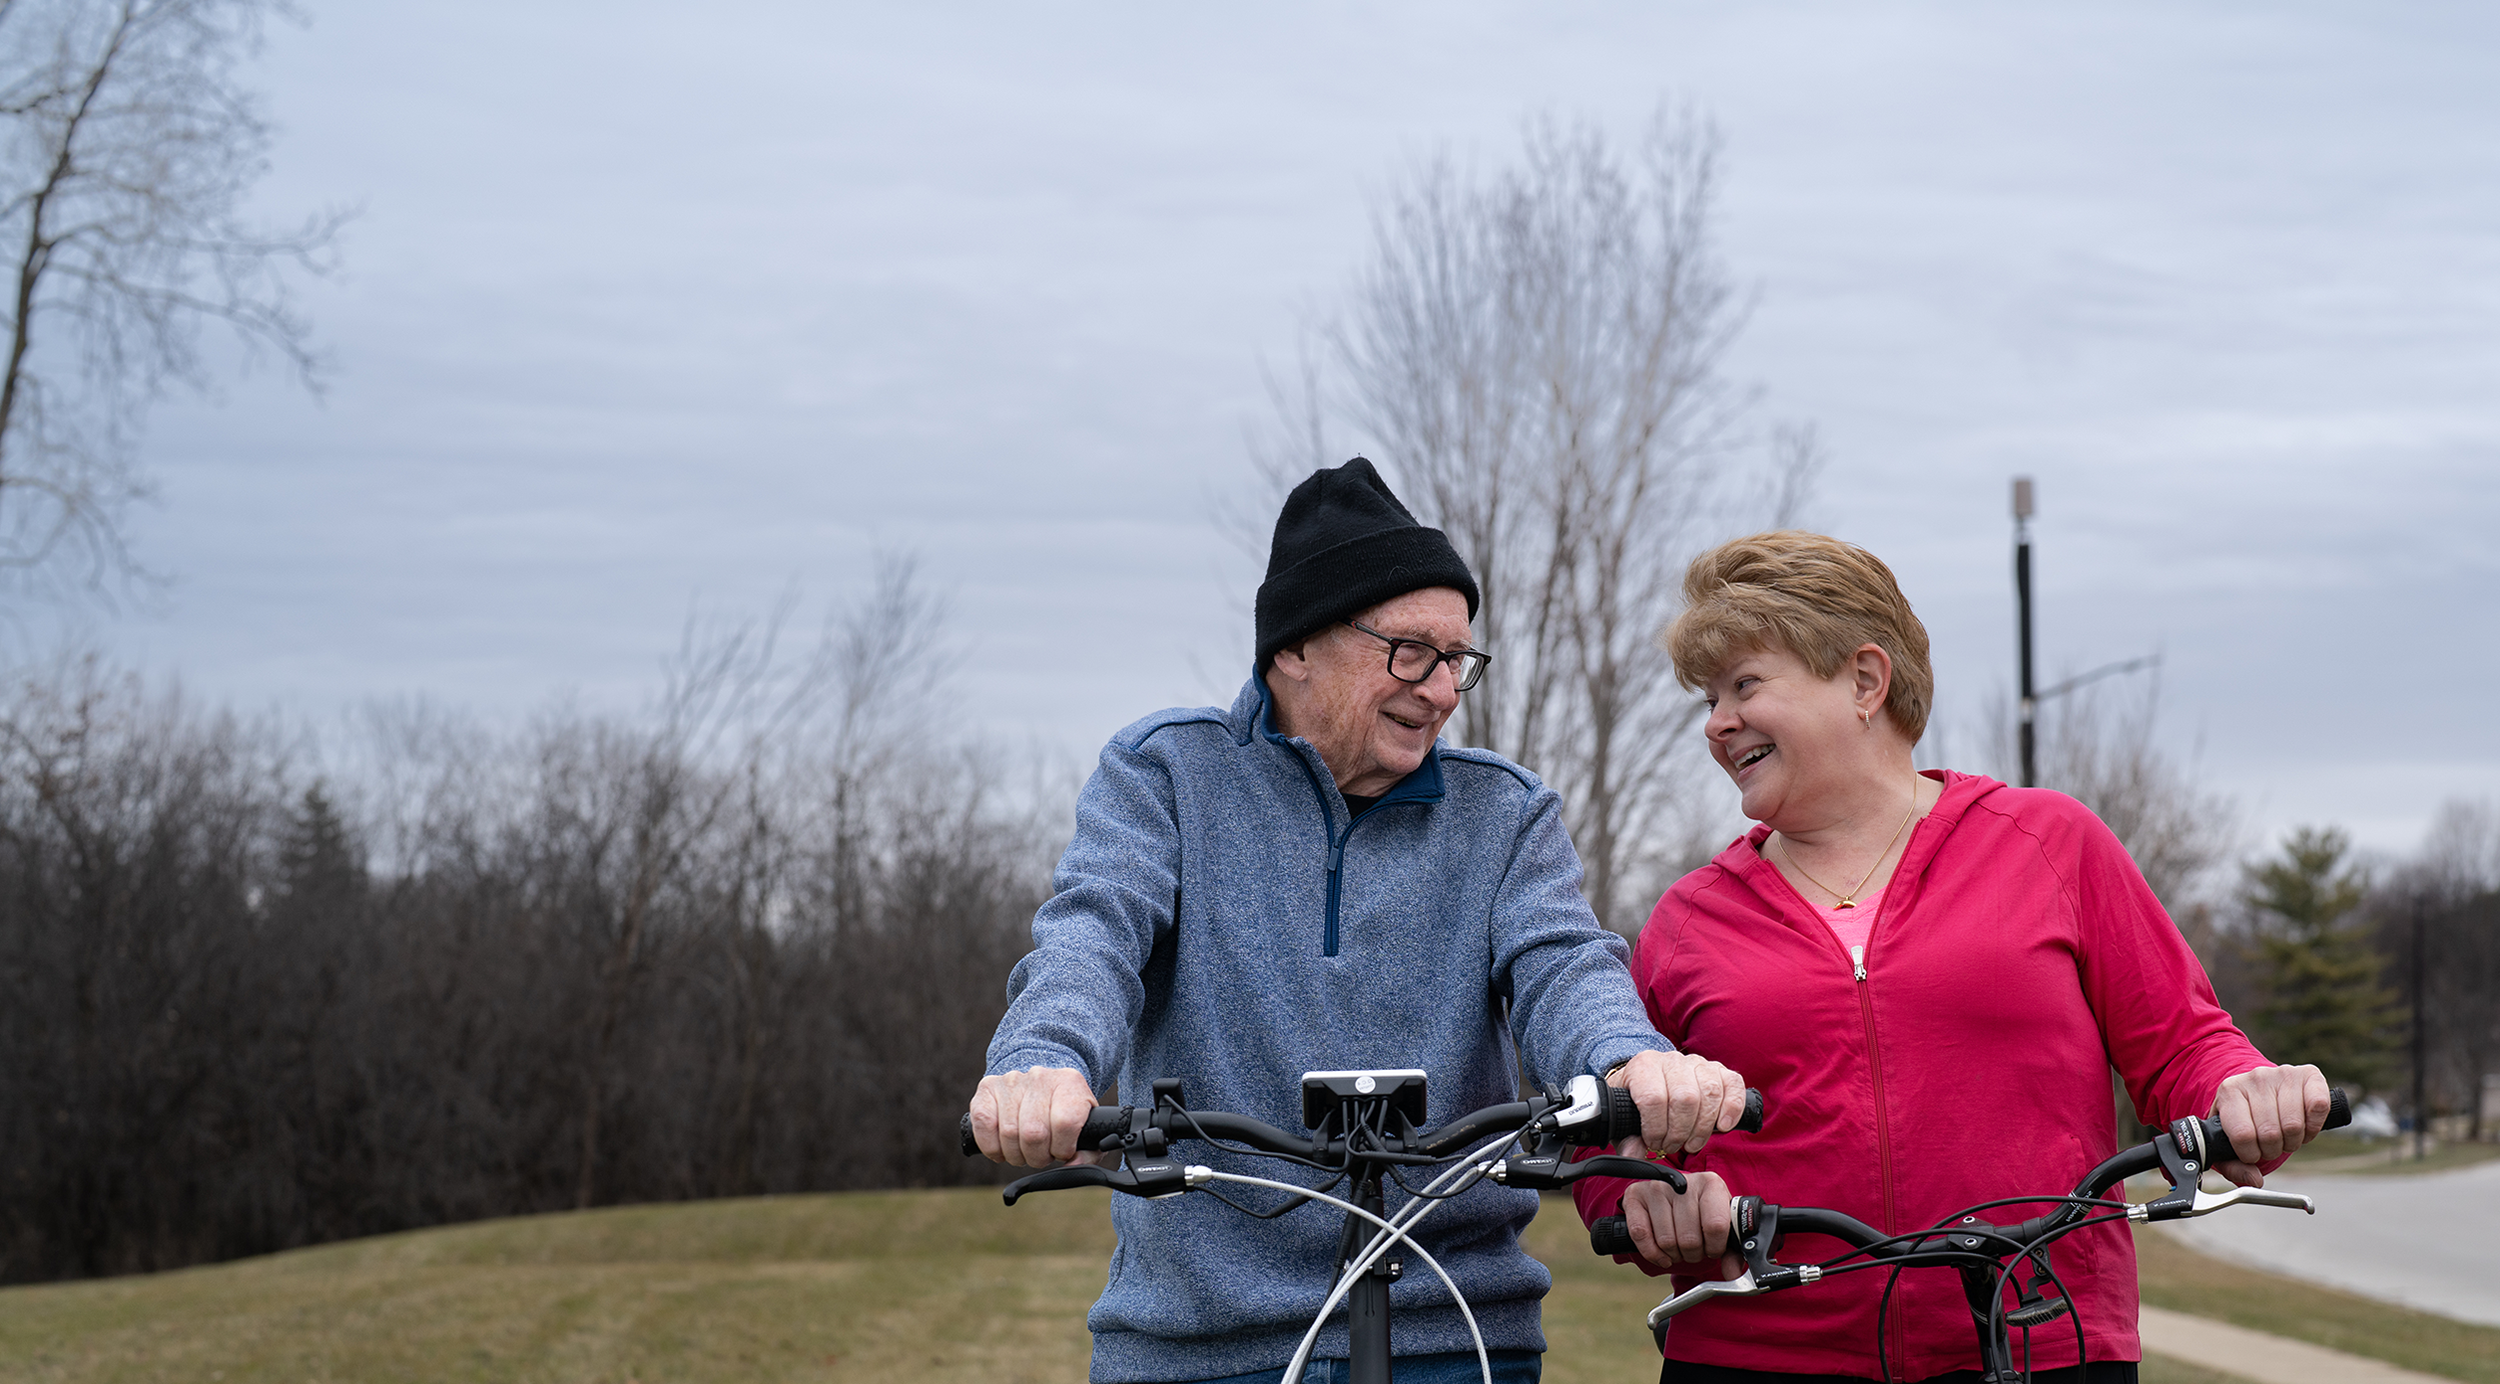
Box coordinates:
[1620,1170,1742,1280]
[2211,1063,2331,1186]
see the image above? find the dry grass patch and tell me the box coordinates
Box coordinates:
[2289,1140,2500,1177]
[6,1186,2488,1384]
[0,1189,1113,1384]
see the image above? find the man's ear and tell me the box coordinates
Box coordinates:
[1270,639,1316,686]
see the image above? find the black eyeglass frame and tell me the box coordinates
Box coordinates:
[1341,619,1492,692]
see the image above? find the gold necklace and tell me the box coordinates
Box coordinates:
[1776,779,1922,909]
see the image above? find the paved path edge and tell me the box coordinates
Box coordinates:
[2139,1305,2454,1384]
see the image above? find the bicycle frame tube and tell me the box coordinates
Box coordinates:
[1339,1165,1394,1384]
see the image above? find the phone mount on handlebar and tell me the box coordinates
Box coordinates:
[1302,1069,1429,1137]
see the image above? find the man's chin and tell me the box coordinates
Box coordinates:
[1375,745,1430,779]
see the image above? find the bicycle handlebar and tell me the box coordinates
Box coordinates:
[958,1082,1766,1161]
[1590,1087,2352,1329]
[959,1077,1767,1206]
[2070,1087,2351,1200]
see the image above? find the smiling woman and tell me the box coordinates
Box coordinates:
[1569,530,2333,1384]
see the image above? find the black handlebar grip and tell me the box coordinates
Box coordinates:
[1601,1084,1641,1143]
[959,1105,1135,1158]
[1076,1106,1131,1151]
[2326,1087,2352,1133]
[1598,1084,1765,1142]
[1590,1214,1636,1257]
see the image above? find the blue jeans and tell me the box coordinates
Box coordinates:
[1186,1349,1541,1384]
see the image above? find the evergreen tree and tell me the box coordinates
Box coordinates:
[2241,826,2402,1092]
[273,785,367,924]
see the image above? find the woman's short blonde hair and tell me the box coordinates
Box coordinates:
[1665,530,1934,743]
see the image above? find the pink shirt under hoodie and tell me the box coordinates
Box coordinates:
[1574,770,2272,1379]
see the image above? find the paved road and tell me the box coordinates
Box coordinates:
[2162,1158,2500,1327]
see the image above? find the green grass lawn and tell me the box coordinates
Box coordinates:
[3,1186,2492,1383]
[0,1189,1117,1384]
[2289,1137,2500,1177]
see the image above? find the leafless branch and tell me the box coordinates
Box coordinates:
[0,0,342,601]
[1255,104,1816,928]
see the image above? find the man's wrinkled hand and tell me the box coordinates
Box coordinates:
[1608,1050,1746,1156]
[968,1066,1107,1169]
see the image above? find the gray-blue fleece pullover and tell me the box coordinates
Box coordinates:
[987,674,1670,1382]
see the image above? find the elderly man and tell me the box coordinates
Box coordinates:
[968,459,1743,1384]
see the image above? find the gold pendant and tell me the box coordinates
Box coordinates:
[1836,899,1857,909]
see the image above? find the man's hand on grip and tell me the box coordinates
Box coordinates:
[1609,1049,1747,1155]
[969,1066,1106,1169]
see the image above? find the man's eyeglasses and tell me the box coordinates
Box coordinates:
[1343,619,1492,692]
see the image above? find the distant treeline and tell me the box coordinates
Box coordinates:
[0,580,1051,1284]
[5,607,2497,1286]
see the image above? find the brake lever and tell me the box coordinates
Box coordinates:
[1647,1268,1762,1327]
[2183,1185,2315,1218]
[1491,1151,1687,1194]
[1001,1153,1197,1205]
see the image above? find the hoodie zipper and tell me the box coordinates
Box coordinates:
[1842,919,1901,1376]
[1325,833,1347,956]
[1273,739,1351,957]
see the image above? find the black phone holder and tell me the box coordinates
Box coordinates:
[1300,1069,1428,1139]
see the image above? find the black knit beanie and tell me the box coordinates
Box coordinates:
[1255,457,1481,666]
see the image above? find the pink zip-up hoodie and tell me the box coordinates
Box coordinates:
[1574,771,2271,1379]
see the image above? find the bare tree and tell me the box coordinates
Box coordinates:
[0,0,341,595]
[2377,800,2500,1139]
[1251,108,1820,930]
[1978,674,2238,924]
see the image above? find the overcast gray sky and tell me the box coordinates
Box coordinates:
[82,2,2500,861]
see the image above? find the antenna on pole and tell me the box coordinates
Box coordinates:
[2013,478,2036,788]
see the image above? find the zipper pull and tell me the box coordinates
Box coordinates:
[1850,945,1867,983]
[1327,840,1344,874]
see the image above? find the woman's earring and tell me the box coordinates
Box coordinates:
[1859,709,1872,727]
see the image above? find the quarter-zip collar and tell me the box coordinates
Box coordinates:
[1242,669,1447,954]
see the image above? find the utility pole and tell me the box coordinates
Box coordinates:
[2413,897,2428,1161]
[2013,478,2036,788]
